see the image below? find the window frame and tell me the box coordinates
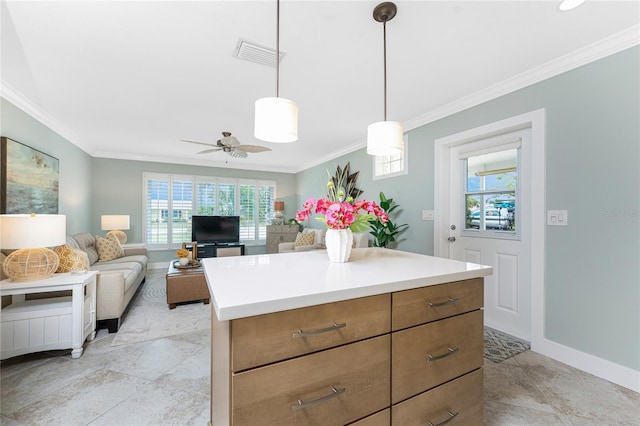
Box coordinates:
[143,172,276,249]
[461,146,521,241]
[372,134,408,180]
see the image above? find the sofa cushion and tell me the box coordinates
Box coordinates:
[91,261,142,274]
[294,232,315,247]
[104,254,148,268]
[69,233,99,265]
[55,245,90,273]
[95,235,125,261]
[90,266,140,293]
[303,228,326,247]
[353,232,369,248]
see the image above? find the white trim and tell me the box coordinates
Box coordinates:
[372,134,409,180]
[404,25,639,134]
[2,26,637,174]
[535,336,640,393]
[436,109,640,392]
[0,81,91,154]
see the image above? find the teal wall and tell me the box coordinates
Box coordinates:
[296,46,639,371]
[2,46,637,372]
[90,158,296,262]
[0,98,93,233]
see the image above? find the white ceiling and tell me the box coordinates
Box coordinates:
[2,1,638,173]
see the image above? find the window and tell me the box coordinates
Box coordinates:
[461,145,519,238]
[143,173,276,248]
[372,134,408,180]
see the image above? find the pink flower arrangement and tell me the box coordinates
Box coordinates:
[296,197,388,232]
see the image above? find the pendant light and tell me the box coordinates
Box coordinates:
[254,0,298,143]
[367,2,403,156]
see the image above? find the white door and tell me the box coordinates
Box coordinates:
[447,129,532,341]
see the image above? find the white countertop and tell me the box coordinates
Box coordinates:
[203,248,492,321]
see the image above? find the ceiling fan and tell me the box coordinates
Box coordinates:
[180,132,271,159]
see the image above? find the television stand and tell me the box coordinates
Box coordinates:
[192,243,245,259]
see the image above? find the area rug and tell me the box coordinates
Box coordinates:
[110,269,211,347]
[484,326,530,363]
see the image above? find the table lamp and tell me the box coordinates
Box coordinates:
[101,214,130,244]
[273,201,285,225]
[0,214,67,282]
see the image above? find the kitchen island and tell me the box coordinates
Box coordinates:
[204,248,492,426]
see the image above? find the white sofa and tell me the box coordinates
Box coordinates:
[278,228,369,253]
[67,233,147,333]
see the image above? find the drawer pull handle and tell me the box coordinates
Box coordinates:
[427,411,459,426]
[428,297,459,308]
[292,386,346,411]
[427,347,459,362]
[292,322,346,338]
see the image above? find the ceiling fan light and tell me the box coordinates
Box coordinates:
[254,97,299,143]
[367,120,404,156]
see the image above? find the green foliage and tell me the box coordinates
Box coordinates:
[369,192,409,248]
[327,162,363,202]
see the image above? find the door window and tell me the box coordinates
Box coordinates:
[462,147,519,238]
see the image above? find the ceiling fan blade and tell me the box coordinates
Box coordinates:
[228,149,248,159]
[180,139,216,147]
[197,148,223,155]
[235,145,272,153]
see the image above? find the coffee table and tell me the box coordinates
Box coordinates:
[165,261,210,309]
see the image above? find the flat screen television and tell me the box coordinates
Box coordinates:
[191,215,240,244]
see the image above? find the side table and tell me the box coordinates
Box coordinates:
[0,271,98,360]
[166,262,210,309]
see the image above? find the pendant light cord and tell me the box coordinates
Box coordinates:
[383,20,387,121]
[276,0,280,98]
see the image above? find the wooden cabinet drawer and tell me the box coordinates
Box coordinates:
[392,310,483,403]
[232,294,390,371]
[392,278,483,331]
[232,335,391,426]
[392,368,483,426]
[350,408,390,426]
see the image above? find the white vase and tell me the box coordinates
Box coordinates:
[325,228,353,263]
[178,257,189,266]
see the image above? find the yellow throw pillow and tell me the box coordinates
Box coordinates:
[55,244,90,273]
[95,234,125,261]
[294,231,316,247]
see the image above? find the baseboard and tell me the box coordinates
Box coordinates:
[533,337,640,393]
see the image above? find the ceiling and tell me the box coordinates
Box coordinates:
[2,1,638,173]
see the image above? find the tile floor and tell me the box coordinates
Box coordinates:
[2,288,638,425]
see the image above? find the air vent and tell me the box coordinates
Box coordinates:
[233,38,286,68]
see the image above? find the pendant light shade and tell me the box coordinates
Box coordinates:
[367,2,403,157]
[255,97,298,143]
[254,0,298,143]
[367,121,403,156]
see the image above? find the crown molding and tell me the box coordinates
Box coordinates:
[93,150,299,174]
[403,25,640,132]
[0,81,94,155]
[2,24,638,173]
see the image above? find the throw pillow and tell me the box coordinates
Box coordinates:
[95,234,125,261]
[294,232,315,247]
[55,244,90,273]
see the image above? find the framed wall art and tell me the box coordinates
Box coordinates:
[1,137,59,214]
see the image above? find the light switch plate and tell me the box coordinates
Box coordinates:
[547,210,568,226]
[422,210,435,221]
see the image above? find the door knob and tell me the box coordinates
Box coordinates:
[448,236,456,242]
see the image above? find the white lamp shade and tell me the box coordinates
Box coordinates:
[254,97,299,143]
[0,214,67,249]
[367,121,404,156]
[101,215,130,231]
